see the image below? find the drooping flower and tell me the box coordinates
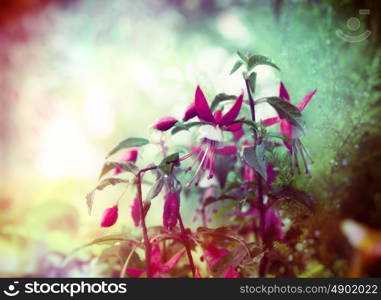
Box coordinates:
[152,116,178,131]
[180,86,243,186]
[126,242,185,278]
[263,82,317,176]
[130,195,140,227]
[114,148,138,175]
[163,191,180,230]
[100,205,118,227]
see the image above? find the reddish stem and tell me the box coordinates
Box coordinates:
[178,214,196,277]
[136,173,152,277]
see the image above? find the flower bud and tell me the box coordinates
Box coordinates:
[182,102,197,121]
[163,192,180,230]
[100,205,118,227]
[152,116,178,131]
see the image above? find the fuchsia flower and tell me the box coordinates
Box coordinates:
[126,242,185,278]
[163,191,180,230]
[114,148,138,175]
[100,205,118,227]
[263,82,317,176]
[152,116,178,131]
[180,86,243,186]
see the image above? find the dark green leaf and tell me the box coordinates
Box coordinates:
[243,145,267,180]
[266,97,305,130]
[145,177,164,202]
[171,121,204,135]
[248,72,257,93]
[210,93,237,111]
[214,155,236,188]
[159,152,180,174]
[106,137,149,158]
[247,55,280,72]
[99,161,139,179]
[237,50,248,63]
[230,60,244,75]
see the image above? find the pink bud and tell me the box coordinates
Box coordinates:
[182,102,197,121]
[114,149,139,175]
[163,192,180,230]
[100,205,118,227]
[152,116,178,131]
[130,196,140,227]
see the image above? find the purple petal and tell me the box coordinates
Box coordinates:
[195,86,215,123]
[213,109,223,123]
[262,116,280,126]
[219,92,244,126]
[100,205,118,227]
[297,89,317,111]
[152,116,178,131]
[183,102,198,121]
[163,192,180,230]
[279,82,290,102]
[279,119,293,140]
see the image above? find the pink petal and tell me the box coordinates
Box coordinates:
[297,89,317,111]
[205,244,229,266]
[262,116,280,126]
[159,249,185,274]
[163,192,180,230]
[183,102,197,121]
[219,92,243,126]
[152,116,178,131]
[213,110,223,123]
[194,269,202,278]
[224,122,242,132]
[279,82,290,102]
[232,127,245,142]
[195,86,215,123]
[223,266,239,278]
[126,267,144,278]
[214,145,237,155]
[130,196,140,227]
[279,119,293,140]
[100,205,118,227]
[150,242,162,269]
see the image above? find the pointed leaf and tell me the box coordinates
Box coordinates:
[266,97,304,130]
[159,153,180,175]
[210,93,237,111]
[106,137,149,158]
[230,60,244,75]
[99,161,139,179]
[243,145,267,180]
[159,249,185,273]
[145,177,165,201]
[171,121,204,135]
[248,55,279,71]
[237,50,248,63]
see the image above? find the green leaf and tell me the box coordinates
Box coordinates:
[210,93,237,111]
[99,161,139,179]
[230,119,258,130]
[159,152,180,174]
[248,72,257,93]
[237,50,248,63]
[266,97,305,130]
[230,60,244,75]
[106,137,149,158]
[86,177,129,215]
[243,145,267,180]
[247,55,280,72]
[171,121,204,135]
[145,177,164,202]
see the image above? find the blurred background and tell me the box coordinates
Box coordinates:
[0,0,380,277]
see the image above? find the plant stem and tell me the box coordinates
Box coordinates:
[136,173,152,277]
[244,76,267,276]
[178,214,196,277]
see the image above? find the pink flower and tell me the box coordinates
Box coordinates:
[152,116,178,131]
[126,242,185,278]
[100,205,118,227]
[263,82,316,176]
[114,148,138,175]
[163,192,180,230]
[180,86,243,186]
